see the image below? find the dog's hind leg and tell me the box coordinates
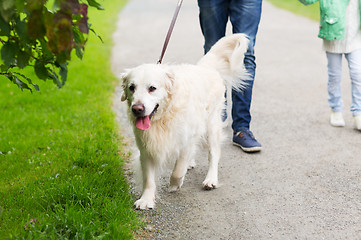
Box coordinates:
[134,152,157,210]
[203,119,221,190]
[169,144,196,192]
[187,144,197,170]
[188,158,196,170]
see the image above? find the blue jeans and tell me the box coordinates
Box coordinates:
[198,0,263,131]
[326,50,361,116]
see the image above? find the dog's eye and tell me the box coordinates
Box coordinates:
[149,86,157,93]
[129,84,135,92]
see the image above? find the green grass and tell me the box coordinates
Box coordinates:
[267,0,320,21]
[0,0,145,239]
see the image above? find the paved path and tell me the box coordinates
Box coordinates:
[112,1,361,239]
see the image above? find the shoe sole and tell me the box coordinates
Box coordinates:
[233,142,262,152]
[330,122,345,127]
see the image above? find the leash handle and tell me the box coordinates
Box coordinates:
[157,0,183,64]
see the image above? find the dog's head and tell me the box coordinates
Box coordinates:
[121,64,173,131]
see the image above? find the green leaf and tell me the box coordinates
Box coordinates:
[48,69,62,88]
[0,15,11,36]
[73,26,85,43]
[15,0,25,12]
[13,72,34,85]
[52,0,60,11]
[14,75,33,92]
[32,84,39,91]
[15,18,28,40]
[34,60,48,80]
[6,72,33,92]
[1,41,18,67]
[0,0,16,22]
[86,0,104,10]
[59,63,67,85]
[75,45,83,59]
[40,39,54,61]
[2,0,15,10]
[1,64,8,71]
[5,73,15,83]
[90,28,103,43]
[55,50,70,64]
[8,71,40,92]
[73,26,86,59]
[17,50,30,69]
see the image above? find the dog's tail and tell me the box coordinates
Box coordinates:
[197,33,250,92]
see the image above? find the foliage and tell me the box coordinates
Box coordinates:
[0,0,144,238]
[0,0,103,92]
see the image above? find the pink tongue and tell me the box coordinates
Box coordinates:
[135,116,151,130]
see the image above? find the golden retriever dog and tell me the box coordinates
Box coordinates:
[121,34,249,210]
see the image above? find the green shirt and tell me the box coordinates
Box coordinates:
[299,0,351,40]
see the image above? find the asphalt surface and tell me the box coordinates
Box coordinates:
[112,0,361,239]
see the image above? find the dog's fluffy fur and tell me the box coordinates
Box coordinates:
[121,34,249,210]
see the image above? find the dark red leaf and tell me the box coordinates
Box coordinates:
[27,10,46,40]
[45,11,73,54]
[60,0,81,14]
[80,3,88,17]
[78,17,89,34]
[26,0,47,11]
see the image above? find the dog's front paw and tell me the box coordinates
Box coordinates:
[169,176,184,192]
[202,178,218,190]
[134,198,155,210]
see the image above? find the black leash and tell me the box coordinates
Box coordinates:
[157,0,184,64]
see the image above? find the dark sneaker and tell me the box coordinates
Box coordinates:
[233,128,262,152]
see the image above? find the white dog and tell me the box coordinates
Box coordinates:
[121,34,249,210]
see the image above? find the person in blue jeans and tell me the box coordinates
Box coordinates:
[197,0,263,152]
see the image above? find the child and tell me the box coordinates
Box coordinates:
[299,0,361,130]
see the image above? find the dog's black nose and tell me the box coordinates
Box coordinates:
[132,104,145,116]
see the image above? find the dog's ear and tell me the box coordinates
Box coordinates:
[165,70,174,94]
[120,71,129,101]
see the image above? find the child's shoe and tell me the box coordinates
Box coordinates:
[330,111,345,127]
[354,114,361,130]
